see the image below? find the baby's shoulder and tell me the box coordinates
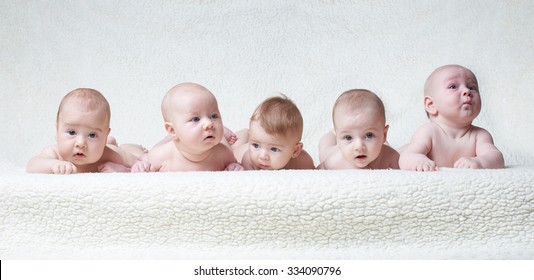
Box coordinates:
[40,144,61,159]
[469,125,494,141]
[212,143,235,159]
[100,144,127,163]
[382,144,400,156]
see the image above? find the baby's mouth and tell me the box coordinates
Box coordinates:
[74,152,86,158]
[355,155,367,160]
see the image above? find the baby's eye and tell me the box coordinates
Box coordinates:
[67,130,76,136]
[365,132,375,139]
[88,133,98,139]
[251,143,260,149]
[342,135,353,141]
[448,84,457,89]
[210,114,219,120]
[270,147,281,153]
[191,117,200,122]
[468,85,478,91]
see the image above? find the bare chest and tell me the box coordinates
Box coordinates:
[429,133,477,167]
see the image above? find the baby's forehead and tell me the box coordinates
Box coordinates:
[250,120,298,142]
[335,100,383,116]
[434,66,477,82]
[59,98,109,117]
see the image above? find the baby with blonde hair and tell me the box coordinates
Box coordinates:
[232,94,315,170]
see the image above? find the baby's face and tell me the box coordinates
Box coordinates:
[334,106,386,169]
[168,91,224,153]
[247,121,299,170]
[56,104,110,166]
[428,66,481,124]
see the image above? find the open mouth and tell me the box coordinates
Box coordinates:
[73,153,86,158]
[355,155,367,160]
[258,164,270,170]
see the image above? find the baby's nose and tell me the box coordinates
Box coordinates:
[353,139,364,150]
[203,119,214,129]
[462,87,472,96]
[75,137,87,148]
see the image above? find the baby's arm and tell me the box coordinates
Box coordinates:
[285,149,315,169]
[239,151,255,170]
[223,126,238,146]
[454,128,505,169]
[26,146,77,174]
[318,130,337,163]
[317,149,344,170]
[381,145,400,169]
[144,143,170,172]
[399,125,437,171]
[130,152,151,172]
[97,145,135,173]
[221,145,244,171]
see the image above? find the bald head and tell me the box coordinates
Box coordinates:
[161,82,217,121]
[424,64,477,97]
[57,88,110,126]
[333,89,386,127]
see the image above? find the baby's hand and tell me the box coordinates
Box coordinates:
[225,162,244,171]
[412,159,437,172]
[51,161,77,174]
[224,127,238,145]
[98,162,130,173]
[130,159,151,172]
[453,157,483,169]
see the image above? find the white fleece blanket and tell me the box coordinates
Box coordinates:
[1,166,533,259]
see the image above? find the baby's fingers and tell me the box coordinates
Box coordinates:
[131,160,151,172]
[53,163,76,174]
[414,162,436,172]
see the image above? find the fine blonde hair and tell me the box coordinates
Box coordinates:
[332,89,385,127]
[250,94,304,141]
[57,88,111,126]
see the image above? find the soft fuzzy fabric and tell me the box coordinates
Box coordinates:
[1,166,533,259]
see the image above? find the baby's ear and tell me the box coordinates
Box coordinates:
[383,125,389,142]
[292,142,303,158]
[424,96,437,115]
[164,122,178,139]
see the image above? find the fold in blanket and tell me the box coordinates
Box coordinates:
[1,167,533,259]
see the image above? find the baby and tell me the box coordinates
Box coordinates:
[137,82,242,172]
[318,89,399,170]
[26,88,142,174]
[232,95,315,170]
[399,64,505,171]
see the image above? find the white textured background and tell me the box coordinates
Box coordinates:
[1,0,533,168]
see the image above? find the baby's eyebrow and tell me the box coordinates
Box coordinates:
[64,123,103,133]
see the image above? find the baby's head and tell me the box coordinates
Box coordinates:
[423,64,481,125]
[332,89,388,168]
[161,83,224,151]
[247,94,304,170]
[56,88,111,165]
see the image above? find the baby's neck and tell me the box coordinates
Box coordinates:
[177,144,214,164]
[431,119,473,138]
